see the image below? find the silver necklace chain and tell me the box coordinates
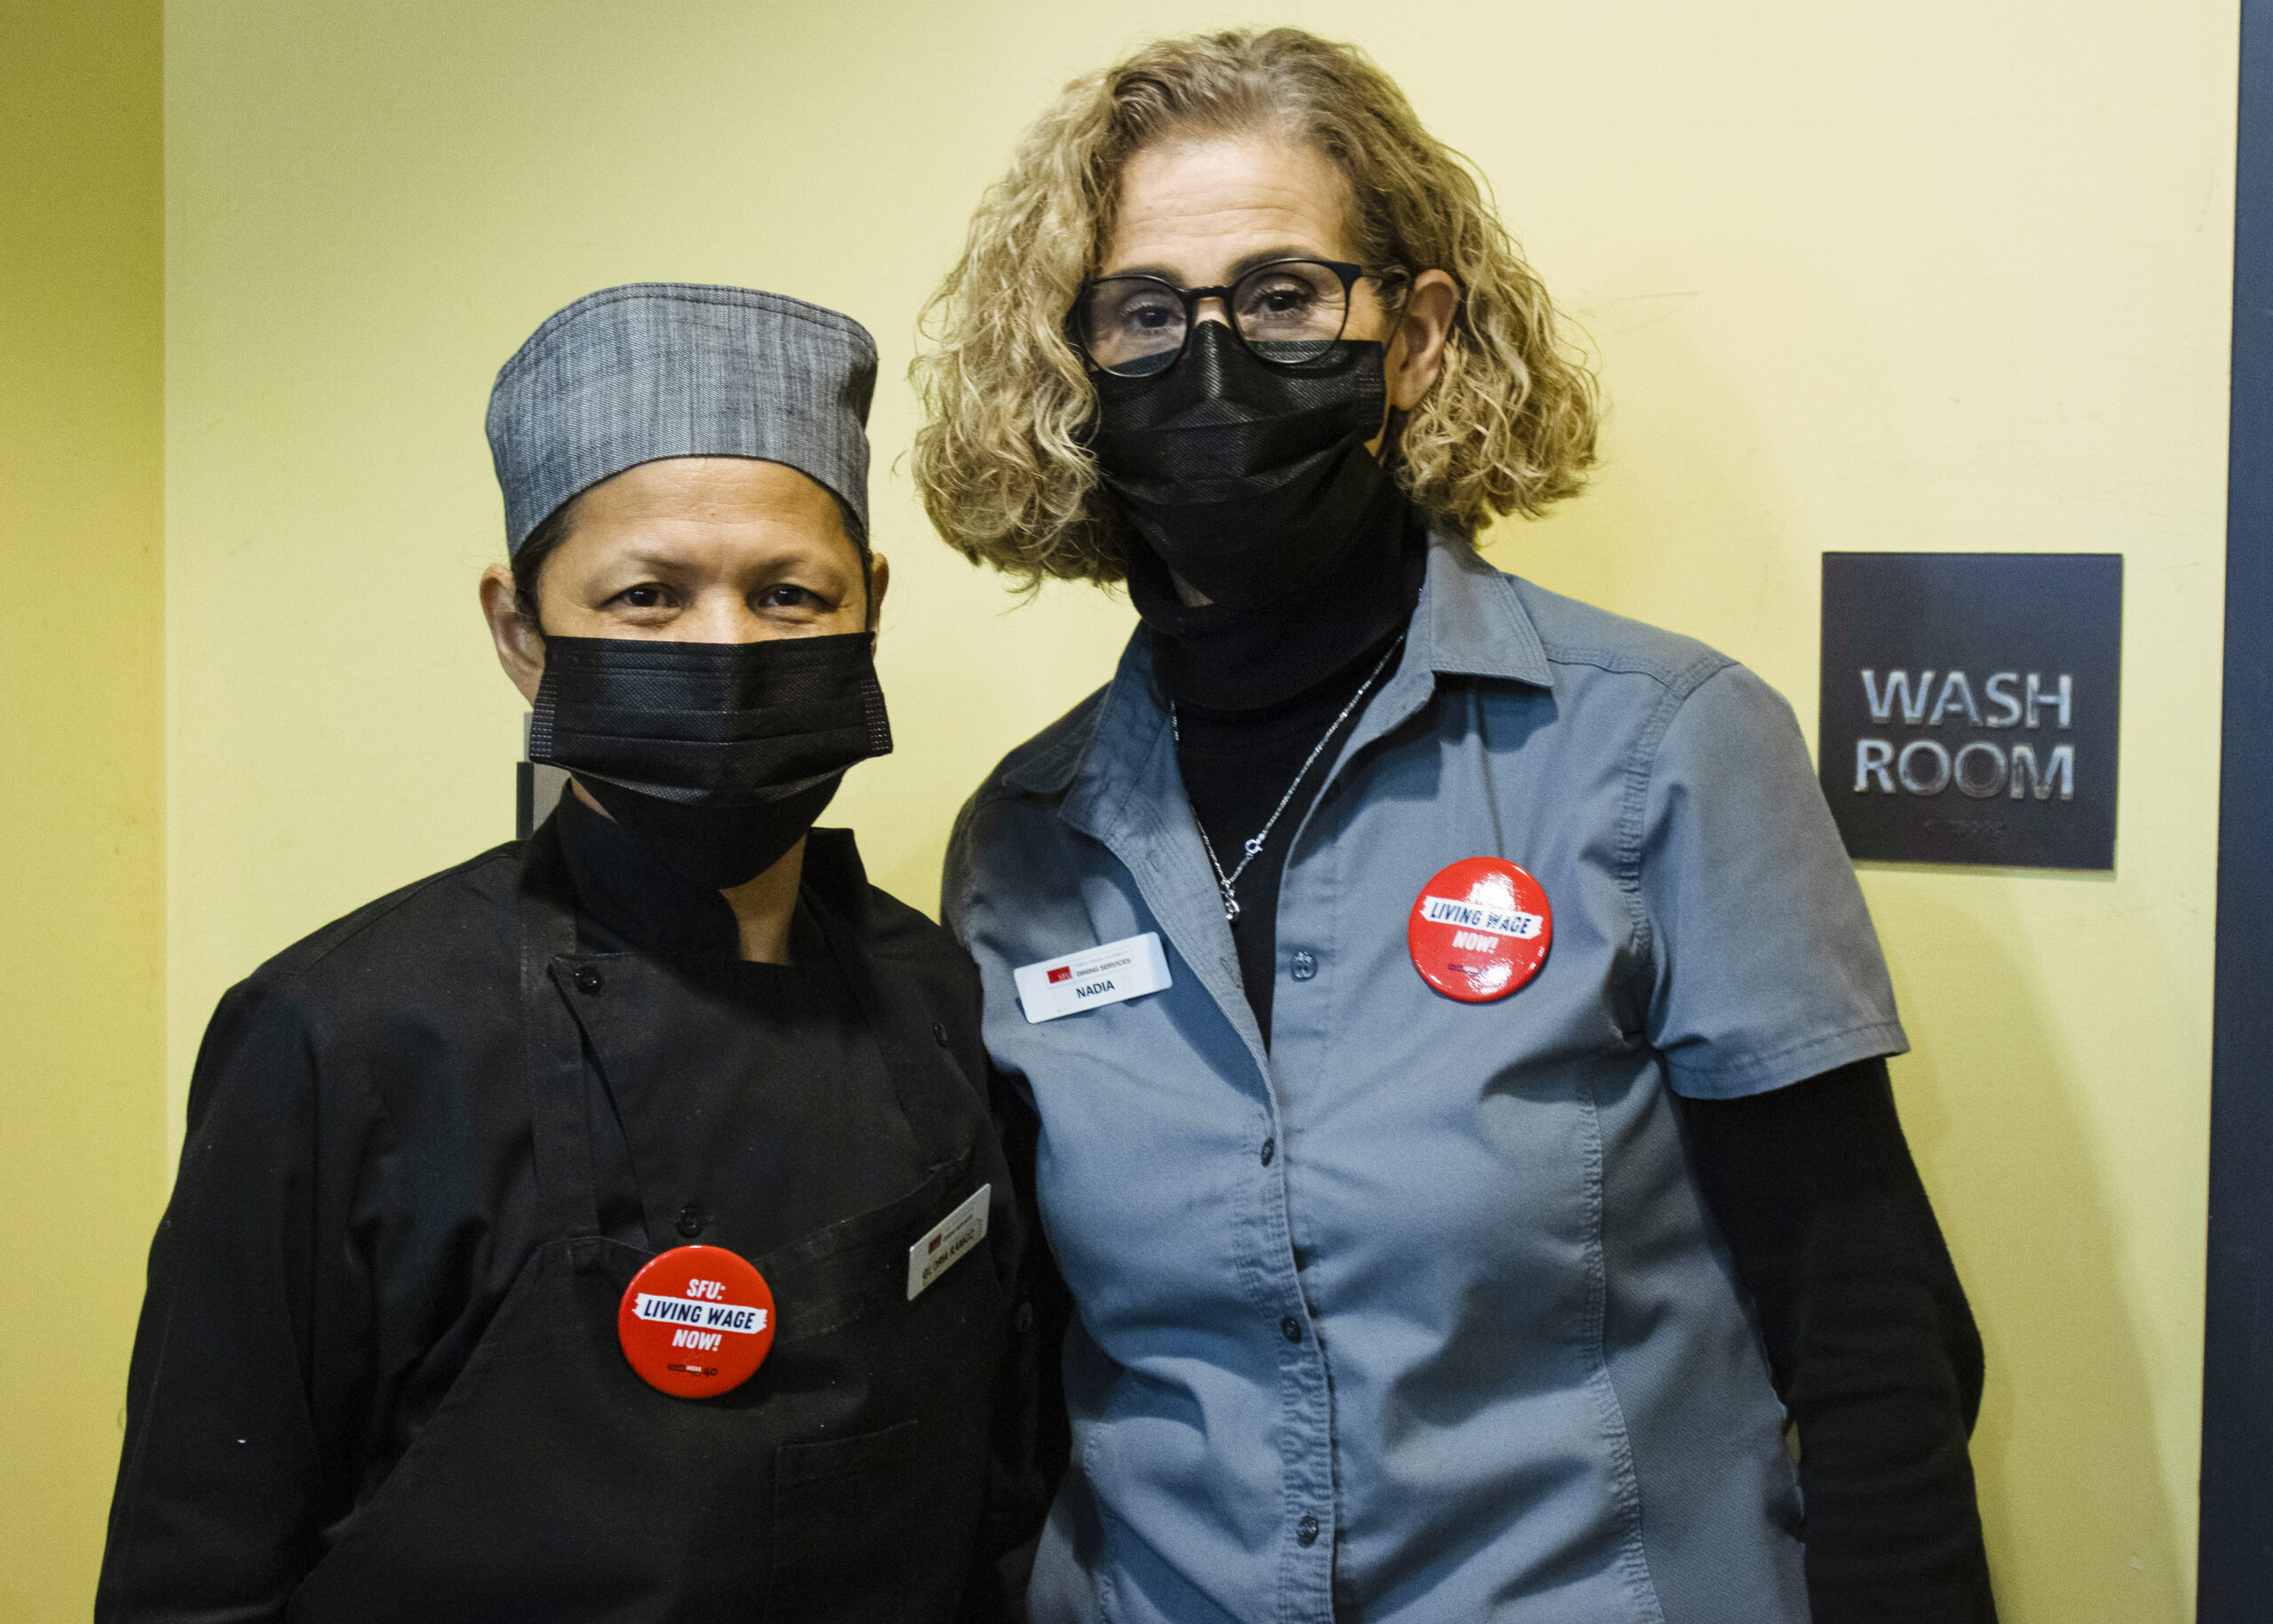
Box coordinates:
[1170,635,1405,924]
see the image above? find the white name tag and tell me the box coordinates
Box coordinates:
[1012,932,1173,1023]
[1418,894,1544,939]
[907,1184,991,1301]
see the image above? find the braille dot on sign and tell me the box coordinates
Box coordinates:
[931,1021,950,1047]
[1290,950,1317,981]
[573,966,605,996]
[676,1204,706,1239]
[1296,1514,1321,1547]
[1260,1137,1276,1166]
[1280,1316,1303,1343]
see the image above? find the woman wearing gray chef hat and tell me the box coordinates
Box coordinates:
[99,283,1047,1622]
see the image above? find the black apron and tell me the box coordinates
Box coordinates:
[287,833,1008,1622]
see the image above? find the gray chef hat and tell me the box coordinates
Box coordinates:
[487,282,877,555]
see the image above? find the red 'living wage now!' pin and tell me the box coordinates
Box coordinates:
[618,1244,776,1399]
[1406,856,1553,1003]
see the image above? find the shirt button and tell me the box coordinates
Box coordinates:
[1260,1137,1276,1166]
[1015,1301,1036,1335]
[573,965,605,996]
[1289,949,1317,981]
[675,1203,706,1239]
[1296,1513,1322,1546]
[1280,1315,1304,1343]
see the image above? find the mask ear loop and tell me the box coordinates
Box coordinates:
[1368,266,1431,470]
[1377,407,1412,471]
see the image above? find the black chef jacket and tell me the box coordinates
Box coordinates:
[98,797,1045,1620]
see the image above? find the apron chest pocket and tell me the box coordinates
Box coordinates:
[771,1419,923,1619]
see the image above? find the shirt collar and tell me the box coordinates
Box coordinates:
[1415,527,1554,686]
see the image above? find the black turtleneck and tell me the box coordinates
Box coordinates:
[1165,638,1401,1042]
[1132,487,1425,1042]
[1128,478,1419,713]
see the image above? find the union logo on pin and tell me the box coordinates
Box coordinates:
[1406,856,1553,1003]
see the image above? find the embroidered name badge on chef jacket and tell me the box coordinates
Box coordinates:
[907,1184,991,1300]
[1407,856,1553,1003]
[618,1245,776,1399]
[1013,931,1172,1023]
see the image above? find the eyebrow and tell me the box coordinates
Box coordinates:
[596,546,703,576]
[591,541,851,582]
[1104,244,1333,285]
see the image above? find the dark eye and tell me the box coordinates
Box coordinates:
[612,584,669,610]
[1232,263,1349,350]
[1237,275,1319,324]
[759,583,818,610]
[1079,278,1190,373]
[1086,281,1181,337]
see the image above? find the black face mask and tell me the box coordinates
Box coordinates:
[528,631,891,891]
[1087,324,1393,614]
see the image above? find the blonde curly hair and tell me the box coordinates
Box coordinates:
[911,26,1598,588]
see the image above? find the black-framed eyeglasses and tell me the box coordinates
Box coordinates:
[1070,257,1404,376]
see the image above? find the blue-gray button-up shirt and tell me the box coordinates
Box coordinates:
[946,533,1907,1623]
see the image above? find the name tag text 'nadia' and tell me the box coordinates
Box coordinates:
[1013,932,1173,1023]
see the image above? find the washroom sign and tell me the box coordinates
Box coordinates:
[1818,553,2121,870]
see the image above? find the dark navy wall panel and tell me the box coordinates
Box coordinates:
[2202,3,2273,1614]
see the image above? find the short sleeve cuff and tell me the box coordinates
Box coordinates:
[1661,1018,1911,1101]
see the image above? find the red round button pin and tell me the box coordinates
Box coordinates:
[618,1244,776,1399]
[1407,856,1553,1003]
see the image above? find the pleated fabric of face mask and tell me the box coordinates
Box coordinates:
[529,631,892,889]
[1085,324,1391,613]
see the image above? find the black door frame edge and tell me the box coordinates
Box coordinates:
[2202,2,2273,1613]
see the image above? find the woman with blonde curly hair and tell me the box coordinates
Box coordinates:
[924,28,1995,1624]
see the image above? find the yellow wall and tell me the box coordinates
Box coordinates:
[160,3,2233,1619]
[0,0,169,1616]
